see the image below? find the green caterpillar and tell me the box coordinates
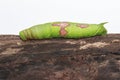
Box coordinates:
[19,22,107,40]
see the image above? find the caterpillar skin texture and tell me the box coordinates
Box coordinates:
[19,22,107,40]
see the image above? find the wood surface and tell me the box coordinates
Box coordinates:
[0,34,120,80]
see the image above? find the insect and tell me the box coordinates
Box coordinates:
[19,22,107,40]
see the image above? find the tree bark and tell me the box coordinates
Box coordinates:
[0,34,120,80]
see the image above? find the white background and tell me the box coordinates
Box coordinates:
[0,0,120,35]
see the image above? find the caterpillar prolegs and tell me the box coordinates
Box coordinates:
[19,22,107,40]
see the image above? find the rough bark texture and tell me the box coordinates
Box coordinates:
[0,34,120,80]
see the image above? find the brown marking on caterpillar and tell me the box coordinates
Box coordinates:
[52,22,69,37]
[77,24,89,28]
[52,22,69,27]
[60,28,68,37]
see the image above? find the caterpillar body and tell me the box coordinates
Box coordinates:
[19,22,107,40]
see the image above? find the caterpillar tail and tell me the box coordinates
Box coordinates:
[99,22,108,26]
[95,22,108,36]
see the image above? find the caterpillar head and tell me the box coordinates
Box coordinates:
[19,30,27,40]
